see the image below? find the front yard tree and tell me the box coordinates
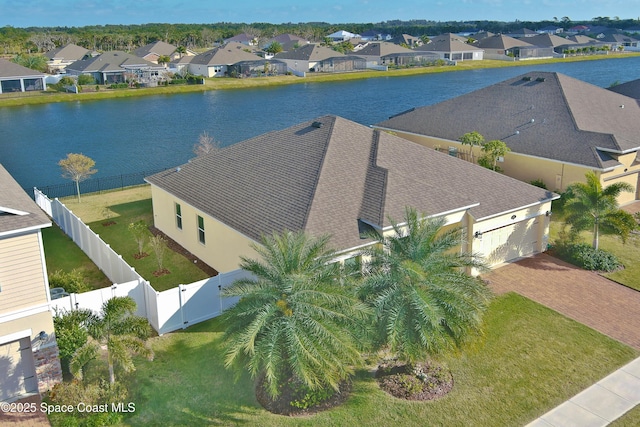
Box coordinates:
[564,171,636,249]
[358,207,492,364]
[459,131,485,164]
[58,153,97,203]
[221,230,370,402]
[70,296,153,384]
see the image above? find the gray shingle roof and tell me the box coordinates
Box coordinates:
[133,41,177,58]
[355,42,415,56]
[45,43,90,61]
[146,116,554,252]
[476,35,534,50]
[66,51,160,73]
[0,58,45,78]
[376,72,640,169]
[608,78,640,100]
[526,33,576,48]
[275,44,345,61]
[416,33,483,53]
[189,42,263,66]
[0,164,50,235]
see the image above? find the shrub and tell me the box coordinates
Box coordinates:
[53,309,91,363]
[47,380,126,427]
[49,269,91,294]
[555,242,621,271]
[530,179,548,189]
[109,83,128,89]
[77,74,95,85]
[289,378,336,409]
[169,78,186,85]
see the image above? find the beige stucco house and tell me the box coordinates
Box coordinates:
[375,71,640,206]
[0,164,61,402]
[146,115,556,274]
[44,43,90,73]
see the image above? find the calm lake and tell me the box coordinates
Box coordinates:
[2,55,640,191]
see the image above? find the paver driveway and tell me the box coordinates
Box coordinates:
[483,253,640,350]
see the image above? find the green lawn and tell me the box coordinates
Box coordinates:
[549,219,640,291]
[118,293,637,427]
[42,224,111,290]
[610,405,640,426]
[49,186,209,291]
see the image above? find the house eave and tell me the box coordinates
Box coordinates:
[474,197,559,223]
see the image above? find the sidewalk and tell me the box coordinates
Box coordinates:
[526,357,640,427]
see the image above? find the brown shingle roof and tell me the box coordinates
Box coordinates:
[146,116,553,252]
[376,72,640,169]
[0,164,50,235]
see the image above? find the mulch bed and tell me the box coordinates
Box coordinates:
[133,252,149,259]
[152,268,171,277]
[148,226,218,277]
[255,375,352,416]
[102,220,116,226]
[376,361,453,401]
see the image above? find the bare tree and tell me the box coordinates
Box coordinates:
[193,131,220,157]
[149,234,167,273]
[58,153,97,203]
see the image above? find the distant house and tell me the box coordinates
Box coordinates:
[0,59,46,93]
[567,25,590,34]
[598,33,640,50]
[507,28,538,38]
[274,44,366,74]
[525,33,575,53]
[133,41,194,64]
[66,51,166,85]
[145,115,556,273]
[374,71,640,206]
[263,34,310,52]
[391,34,423,47]
[227,59,288,77]
[537,25,564,35]
[415,33,484,61]
[224,33,258,46]
[360,30,393,41]
[0,164,61,402]
[187,42,264,77]
[475,35,554,60]
[354,42,440,66]
[44,43,90,73]
[327,30,360,42]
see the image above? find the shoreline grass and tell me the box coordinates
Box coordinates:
[2,53,638,108]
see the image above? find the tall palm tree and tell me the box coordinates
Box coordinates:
[564,171,635,249]
[70,296,153,384]
[221,230,371,399]
[358,208,492,363]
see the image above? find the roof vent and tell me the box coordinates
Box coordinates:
[536,77,546,82]
[311,121,323,128]
[522,76,532,81]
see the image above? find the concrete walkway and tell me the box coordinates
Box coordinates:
[484,253,640,426]
[526,357,640,427]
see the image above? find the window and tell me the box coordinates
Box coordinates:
[175,203,182,230]
[197,215,205,244]
[463,52,473,60]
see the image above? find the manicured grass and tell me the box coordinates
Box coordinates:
[1,53,638,108]
[119,293,637,427]
[549,219,640,291]
[610,404,640,426]
[42,224,111,290]
[57,186,209,291]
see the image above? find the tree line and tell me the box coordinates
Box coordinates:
[2,17,640,55]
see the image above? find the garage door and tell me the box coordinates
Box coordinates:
[477,218,539,267]
[0,338,37,401]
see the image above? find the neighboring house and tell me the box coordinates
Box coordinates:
[472,31,496,41]
[507,28,538,38]
[475,35,554,60]
[224,33,258,46]
[354,42,440,66]
[537,25,564,35]
[375,71,640,205]
[567,25,590,34]
[274,44,366,73]
[0,164,61,402]
[360,30,393,41]
[415,33,484,61]
[327,30,360,42]
[227,59,288,77]
[66,51,166,85]
[0,59,46,93]
[44,43,90,73]
[145,115,556,274]
[525,33,576,53]
[263,34,310,52]
[608,78,640,100]
[598,33,640,50]
[391,33,423,47]
[188,42,263,77]
[133,41,194,64]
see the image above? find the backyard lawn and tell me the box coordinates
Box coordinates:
[118,293,637,427]
[52,186,210,291]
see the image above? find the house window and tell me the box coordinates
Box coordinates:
[452,53,463,60]
[197,215,205,244]
[463,52,473,60]
[175,203,182,230]
[444,53,450,59]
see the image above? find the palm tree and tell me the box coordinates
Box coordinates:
[221,230,371,399]
[70,296,153,384]
[564,171,636,249]
[358,208,492,363]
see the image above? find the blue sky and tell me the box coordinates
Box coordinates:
[1,0,638,28]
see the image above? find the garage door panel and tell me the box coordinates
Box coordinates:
[478,218,539,266]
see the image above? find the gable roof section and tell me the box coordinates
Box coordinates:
[146,116,554,252]
[133,41,177,58]
[375,72,640,169]
[275,44,345,61]
[45,43,90,60]
[0,58,45,78]
[355,42,415,57]
[190,42,263,66]
[526,33,575,48]
[416,34,483,53]
[476,35,534,49]
[608,78,640,100]
[67,51,160,72]
[0,164,50,236]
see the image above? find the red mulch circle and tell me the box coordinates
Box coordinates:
[102,221,116,226]
[376,361,453,401]
[133,252,149,259]
[255,374,352,416]
[152,268,171,277]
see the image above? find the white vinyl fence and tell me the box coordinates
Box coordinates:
[35,188,249,334]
